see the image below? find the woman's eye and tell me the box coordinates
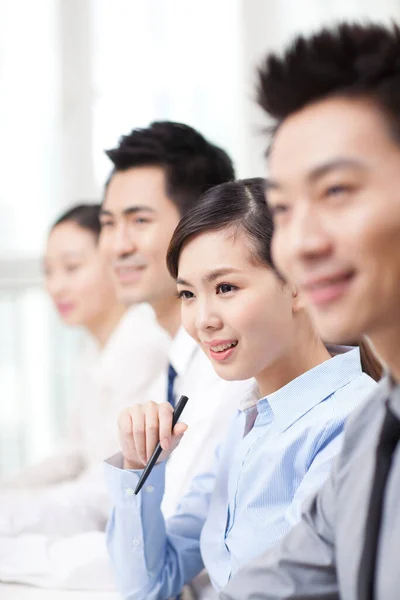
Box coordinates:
[216,283,237,294]
[66,264,80,273]
[134,217,150,225]
[177,290,194,300]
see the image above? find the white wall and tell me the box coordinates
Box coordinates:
[239,0,400,178]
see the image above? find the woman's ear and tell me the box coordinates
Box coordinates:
[292,286,307,313]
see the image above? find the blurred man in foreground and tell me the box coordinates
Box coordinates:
[222,22,400,600]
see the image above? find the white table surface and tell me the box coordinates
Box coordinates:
[0,584,121,599]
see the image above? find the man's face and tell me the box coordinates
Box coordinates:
[99,166,181,307]
[268,97,400,344]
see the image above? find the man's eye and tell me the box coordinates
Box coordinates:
[270,204,289,216]
[216,284,238,294]
[326,185,351,198]
[100,221,114,229]
[134,217,150,224]
[177,290,194,300]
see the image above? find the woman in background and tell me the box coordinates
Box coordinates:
[0,204,170,589]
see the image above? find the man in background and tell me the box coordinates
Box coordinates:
[100,122,254,599]
[100,121,253,517]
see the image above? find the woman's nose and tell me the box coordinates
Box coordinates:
[195,301,222,331]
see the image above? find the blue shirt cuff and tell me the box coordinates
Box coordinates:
[104,453,166,506]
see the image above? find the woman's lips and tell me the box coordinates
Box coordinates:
[205,340,239,363]
[56,302,74,316]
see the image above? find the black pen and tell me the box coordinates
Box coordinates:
[134,395,189,495]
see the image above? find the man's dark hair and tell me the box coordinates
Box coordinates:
[52,204,101,240]
[257,22,400,141]
[105,121,235,216]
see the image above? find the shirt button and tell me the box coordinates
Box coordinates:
[145,485,154,493]
[132,539,141,547]
[125,487,135,497]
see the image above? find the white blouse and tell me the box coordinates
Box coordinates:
[0,303,171,589]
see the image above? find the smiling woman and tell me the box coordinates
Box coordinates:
[168,179,296,393]
[44,204,124,341]
[0,203,171,589]
[168,178,382,387]
[103,178,378,600]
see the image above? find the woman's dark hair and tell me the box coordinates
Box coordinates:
[52,204,101,240]
[167,177,274,279]
[358,339,383,382]
[105,121,235,217]
[167,177,383,382]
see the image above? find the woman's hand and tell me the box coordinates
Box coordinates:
[117,401,188,470]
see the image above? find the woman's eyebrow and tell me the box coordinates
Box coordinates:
[177,268,242,287]
[203,268,242,283]
[176,278,193,286]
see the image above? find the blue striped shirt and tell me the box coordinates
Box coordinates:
[104,348,376,599]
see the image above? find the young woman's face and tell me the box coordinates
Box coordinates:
[44,222,117,328]
[177,228,295,382]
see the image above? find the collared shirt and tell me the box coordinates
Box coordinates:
[220,373,400,600]
[0,303,171,589]
[104,347,376,600]
[150,326,255,518]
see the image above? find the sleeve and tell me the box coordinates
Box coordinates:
[0,464,110,537]
[1,353,87,490]
[104,452,217,600]
[220,464,339,600]
[0,449,83,489]
[0,409,84,490]
[285,423,344,527]
[0,531,115,590]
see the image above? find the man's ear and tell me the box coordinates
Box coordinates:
[292,286,307,313]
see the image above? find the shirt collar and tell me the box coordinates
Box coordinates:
[168,326,199,378]
[239,382,261,411]
[257,346,363,432]
[385,371,400,420]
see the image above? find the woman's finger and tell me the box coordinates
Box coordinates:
[144,401,160,462]
[172,422,188,438]
[158,402,174,450]
[167,423,188,454]
[131,404,146,465]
